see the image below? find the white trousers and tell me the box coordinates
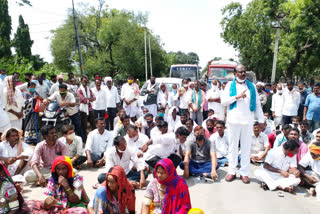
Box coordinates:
[144,104,157,118]
[10,119,22,130]
[274,116,282,129]
[254,168,301,191]
[305,170,320,201]
[125,106,139,118]
[227,123,252,176]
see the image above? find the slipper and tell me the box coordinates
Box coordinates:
[278,192,284,197]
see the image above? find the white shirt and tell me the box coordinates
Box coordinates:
[179,88,191,109]
[104,86,120,108]
[0,141,33,175]
[48,92,78,116]
[91,87,107,110]
[85,129,113,155]
[271,93,284,116]
[210,131,229,158]
[299,151,320,176]
[150,126,162,139]
[144,133,178,160]
[105,146,144,174]
[251,132,269,154]
[157,90,167,106]
[168,91,179,107]
[16,82,28,93]
[4,89,24,120]
[282,89,300,116]
[206,86,224,120]
[221,81,264,125]
[264,146,297,174]
[58,136,83,158]
[37,83,50,99]
[0,81,10,130]
[121,83,139,107]
[124,133,149,154]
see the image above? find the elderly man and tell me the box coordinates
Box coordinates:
[189,80,205,125]
[4,74,24,129]
[298,137,320,201]
[256,82,267,107]
[141,76,159,117]
[121,75,140,121]
[0,128,33,180]
[24,125,68,186]
[178,78,192,116]
[303,82,320,132]
[271,84,284,129]
[103,76,120,131]
[221,65,264,184]
[282,81,300,126]
[254,139,301,193]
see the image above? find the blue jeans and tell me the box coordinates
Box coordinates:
[307,120,320,132]
[217,157,228,168]
[180,159,219,176]
[90,153,104,164]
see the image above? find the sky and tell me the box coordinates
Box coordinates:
[8,0,252,68]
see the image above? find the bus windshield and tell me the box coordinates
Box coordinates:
[225,68,235,78]
[210,68,223,77]
[171,67,197,80]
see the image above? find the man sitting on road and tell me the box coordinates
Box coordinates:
[300,120,314,145]
[210,120,229,168]
[24,125,68,186]
[183,126,218,180]
[298,138,320,201]
[141,113,155,139]
[85,118,113,168]
[124,124,149,154]
[251,121,270,163]
[114,115,131,138]
[58,124,87,169]
[254,139,301,193]
[97,136,147,189]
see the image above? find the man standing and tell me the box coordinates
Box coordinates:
[256,82,267,107]
[178,79,191,116]
[221,65,264,184]
[37,75,50,99]
[297,82,310,120]
[271,84,284,129]
[206,80,224,121]
[189,80,205,125]
[78,75,96,137]
[24,125,68,186]
[141,76,158,117]
[121,76,139,121]
[282,81,300,126]
[104,77,120,131]
[91,79,107,121]
[263,83,273,116]
[304,83,320,132]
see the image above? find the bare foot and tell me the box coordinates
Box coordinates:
[283,186,294,193]
[309,188,316,196]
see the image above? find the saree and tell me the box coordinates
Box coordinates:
[23,92,40,145]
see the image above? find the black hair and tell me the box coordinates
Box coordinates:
[0,69,6,73]
[180,112,188,118]
[25,73,33,78]
[12,72,19,75]
[314,82,320,87]
[208,109,215,113]
[68,72,74,77]
[95,117,106,125]
[61,124,75,135]
[41,125,56,137]
[144,113,153,119]
[155,116,164,121]
[157,121,168,128]
[287,81,294,85]
[300,120,309,126]
[283,139,300,151]
[186,78,191,82]
[206,119,215,125]
[80,75,89,81]
[27,81,36,87]
[216,120,225,127]
[59,83,68,90]
[114,136,124,146]
[289,127,300,135]
[175,126,190,136]
[127,124,138,131]
[282,124,291,131]
[50,74,57,78]
[253,121,260,126]
[186,118,194,125]
[6,128,19,139]
[158,106,165,112]
[265,83,271,87]
[120,115,130,122]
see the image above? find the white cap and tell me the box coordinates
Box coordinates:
[256,82,265,87]
[104,76,112,82]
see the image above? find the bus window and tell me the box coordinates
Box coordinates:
[224,68,235,78]
[210,68,223,78]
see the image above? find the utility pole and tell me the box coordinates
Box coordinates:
[271,25,280,84]
[148,35,153,77]
[144,30,148,81]
[72,0,84,75]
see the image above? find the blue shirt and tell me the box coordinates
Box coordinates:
[305,93,320,121]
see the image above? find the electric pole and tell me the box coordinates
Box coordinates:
[271,25,280,84]
[144,30,148,81]
[72,0,84,75]
[148,35,153,77]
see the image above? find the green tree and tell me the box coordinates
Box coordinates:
[0,0,12,59]
[13,15,33,60]
[167,51,200,65]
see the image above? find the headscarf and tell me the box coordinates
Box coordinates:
[51,156,75,179]
[104,76,112,82]
[155,159,191,214]
[0,162,24,209]
[1,128,23,156]
[57,74,64,80]
[229,78,256,112]
[105,165,135,213]
[4,76,17,107]
[309,143,320,160]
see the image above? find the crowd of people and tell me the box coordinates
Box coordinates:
[0,65,319,213]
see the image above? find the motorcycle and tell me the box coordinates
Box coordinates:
[42,101,72,129]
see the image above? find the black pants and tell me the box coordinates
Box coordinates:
[70,112,85,142]
[203,110,208,121]
[93,110,105,120]
[282,115,293,127]
[72,155,87,167]
[106,108,117,131]
[145,154,182,169]
[80,111,95,141]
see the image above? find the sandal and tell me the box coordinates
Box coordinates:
[278,192,284,197]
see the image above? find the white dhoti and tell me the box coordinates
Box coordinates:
[125,106,139,118]
[274,116,282,128]
[144,104,158,118]
[305,170,320,201]
[254,168,301,191]
[10,119,22,130]
[227,123,252,176]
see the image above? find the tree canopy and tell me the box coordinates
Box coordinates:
[13,15,33,60]
[0,0,12,59]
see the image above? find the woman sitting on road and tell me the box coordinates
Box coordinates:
[88,165,136,214]
[141,158,191,214]
[42,156,89,213]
